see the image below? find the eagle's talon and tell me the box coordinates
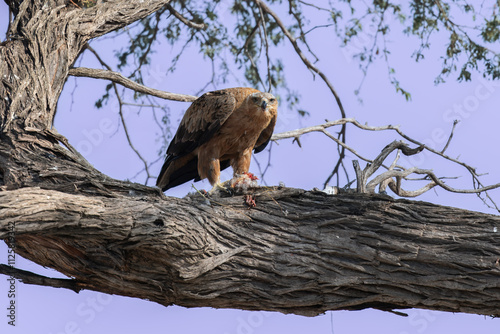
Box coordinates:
[222,185,234,196]
[208,182,233,196]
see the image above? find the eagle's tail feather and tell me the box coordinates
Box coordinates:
[157,155,232,192]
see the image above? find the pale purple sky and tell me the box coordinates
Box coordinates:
[2,1,500,333]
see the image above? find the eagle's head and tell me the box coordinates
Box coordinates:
[249,92,278,114]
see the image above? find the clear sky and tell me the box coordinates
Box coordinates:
[1,1,500,334]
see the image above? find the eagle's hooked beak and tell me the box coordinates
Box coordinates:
[261,100,268,110]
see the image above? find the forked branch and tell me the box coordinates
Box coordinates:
[272,119,500,208]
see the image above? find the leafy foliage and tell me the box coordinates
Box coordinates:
[404,0,500,83]
[333,1,500,98]
[93,0,499,111]
[89,0,500,166]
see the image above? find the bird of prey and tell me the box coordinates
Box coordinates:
[156,87,278,192]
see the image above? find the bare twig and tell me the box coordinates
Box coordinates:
[83,46,158,184]
[387,177,436,197]
[127,10,162,79]
[115,88,152,184]
[256,2,273,93]
[273,118,482,180]
[441,119,459,153]
[297,0,337,14]
[238,20,261,56]
[68,0,81,9]
[122,102,163,108]
[129,155,164,182]
[68,67,196,102]
[363,141,423,182]
[272,120,391,171]
[379,149,401,193]
[417,170,500,194]
[353,160,364,193]
[255,0,346,118]
[244,50,267,90]
[296,23,335,40]
[252,142,273,186]
[166,3,206,30]
[356,141,424,194]
[287,0,320,62]
[271,119,346,138]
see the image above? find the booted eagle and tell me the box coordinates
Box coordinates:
[156,87,278,192]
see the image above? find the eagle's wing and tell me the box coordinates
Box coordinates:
[167,89,237,156]
[156,89,237,190]
[254,113,277,153]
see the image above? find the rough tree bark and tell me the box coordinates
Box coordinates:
[2,187,500,317]
[1,0,499,318]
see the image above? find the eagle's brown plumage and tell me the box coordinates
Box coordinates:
[156,87,278,191]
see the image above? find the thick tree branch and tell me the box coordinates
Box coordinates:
[68,67,197,102]
[1,0,178,130]
[0,264,83,293]
[74,0,174,39]
[1,187,500,317]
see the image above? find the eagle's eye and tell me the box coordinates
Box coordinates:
[269,98,276,104]
[252,96,260,103]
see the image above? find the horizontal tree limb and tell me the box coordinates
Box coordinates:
[68,67,197,102]
[1,187,500,317]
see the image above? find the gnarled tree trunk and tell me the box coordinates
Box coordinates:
[1,0,499,318]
